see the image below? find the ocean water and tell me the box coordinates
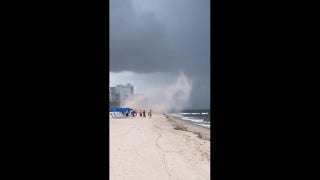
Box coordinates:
[169,109,211,128]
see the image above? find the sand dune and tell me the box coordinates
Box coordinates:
[110,113,210,180]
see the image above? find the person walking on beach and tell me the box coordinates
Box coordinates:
[132,110,136,119]
[149,110,152,118]
[139,110,142,118]
[143,110,146,118]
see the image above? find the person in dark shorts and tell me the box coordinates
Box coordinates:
[143,110,146,118]
[139,110,142,118]
[132,110,137,118]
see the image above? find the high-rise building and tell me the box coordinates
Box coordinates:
[116,83,134,104]
[109,83,134,106]
[109,87,117,102]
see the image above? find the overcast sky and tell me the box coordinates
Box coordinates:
[110,0,210,110]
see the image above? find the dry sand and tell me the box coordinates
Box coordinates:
[110,113,210,180]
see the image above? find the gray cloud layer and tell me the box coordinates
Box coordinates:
[110,0,210,109]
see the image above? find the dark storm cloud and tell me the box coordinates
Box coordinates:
[110,0,175,72]
[110,0,210,109]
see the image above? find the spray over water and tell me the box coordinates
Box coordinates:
[123,71,192,113]
[163,71,192,112]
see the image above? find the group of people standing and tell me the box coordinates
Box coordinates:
[130,109,152,118]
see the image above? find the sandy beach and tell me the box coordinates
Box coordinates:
[110,113,210,180]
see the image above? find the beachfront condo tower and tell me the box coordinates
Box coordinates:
[109,83,134,107]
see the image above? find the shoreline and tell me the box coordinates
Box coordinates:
[165,114,211,141]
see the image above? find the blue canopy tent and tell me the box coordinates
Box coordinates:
[109,108,132,112]
[109,108,133,118]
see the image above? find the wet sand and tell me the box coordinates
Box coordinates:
[109,113,210,180]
